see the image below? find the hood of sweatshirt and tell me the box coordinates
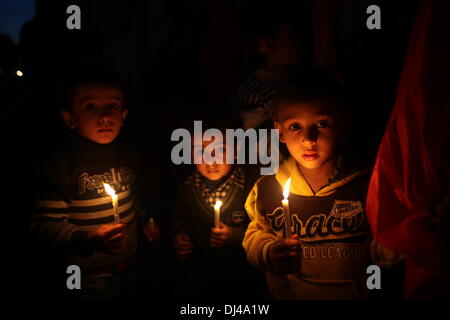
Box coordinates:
[275,157,371,197]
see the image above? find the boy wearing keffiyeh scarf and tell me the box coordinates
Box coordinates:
[170,136,266,299]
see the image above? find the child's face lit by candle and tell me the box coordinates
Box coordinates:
[274,102,343,173]
[61,84,128,144]
[193,139,233,181]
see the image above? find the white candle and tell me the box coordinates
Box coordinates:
[148,217,155,233]
[111,168,118,189]
[282,178,292,238]
[214,200,222,228]
[104,183,120,224]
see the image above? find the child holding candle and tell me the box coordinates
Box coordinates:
[32,71,159,298]
[171,116,266,299]
[243,68,403,299]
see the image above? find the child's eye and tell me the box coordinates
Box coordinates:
[108,103,121,111]
[317,121,329,128]
[85,103,95,111]
[289,123,301,131]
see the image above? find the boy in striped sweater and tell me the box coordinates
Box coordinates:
[33,72,158,298]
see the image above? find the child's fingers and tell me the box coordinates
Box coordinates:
[108,223,126,232]
[210,238,223,247]
[105,233,126,249]
[106,231,125,242]
[175,233,191,243]
[272,247,300,267]
[176,240,193,250]
[105,240,122,251]
[176,247,192,254]
[210,242,223,248]
[176,234,191,243]
[276,250,299,261]
[211,227,231,242]
[176,248,192,259]
[210,229,225,239]
[284,238,301,246]
[218,221,229,229]
[210,234,227,244]
[109,240,127,255]
[274,240,301,254]
[178,239,193,247]
[103,224,126,238]
[211,227,225,235]
[288,250,300,258]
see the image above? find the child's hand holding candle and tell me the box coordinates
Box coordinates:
[86,223,127,255]
[174,233,194,260]
[210,221,233,248]
[267,234,302,274]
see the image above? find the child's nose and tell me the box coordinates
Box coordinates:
[100,107,113,117]
[302,127,318,145]
[98,108,114,122]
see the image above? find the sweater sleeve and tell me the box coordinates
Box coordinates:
[170,187,190,236]
[242,181,279,268]
[32,156,84,249]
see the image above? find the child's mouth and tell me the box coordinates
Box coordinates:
[302,152,319,161]
[98,128,113,133]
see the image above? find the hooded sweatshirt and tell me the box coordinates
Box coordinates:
[243,156,372,299]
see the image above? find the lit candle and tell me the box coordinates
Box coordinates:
[104,183,119,224]
[282,178,292,238]
[214,200,222,228]
[148,217,155,234]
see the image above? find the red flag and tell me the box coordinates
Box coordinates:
[366,0,450,299]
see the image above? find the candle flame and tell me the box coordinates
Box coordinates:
[283,178,291,199]
[214,200,222,209]
[103,183,116,196]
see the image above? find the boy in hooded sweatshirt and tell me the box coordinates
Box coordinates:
[243,69,376,299]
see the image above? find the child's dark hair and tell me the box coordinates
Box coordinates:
[239,0,309,38]
[272,68,348,120]
[58,69,126,112]
[238,0,312,67]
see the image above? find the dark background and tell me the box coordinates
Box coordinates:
[2,0,418,299]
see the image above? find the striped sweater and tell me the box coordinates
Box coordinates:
[238,69,282,129]
[33,133,140,270]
